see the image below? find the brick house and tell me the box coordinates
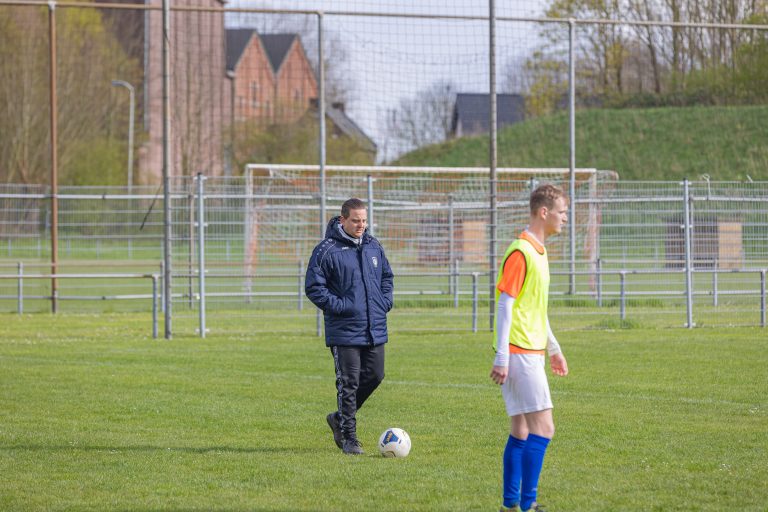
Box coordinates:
[107,11,375,183]
[226,29,376,162]
[226,30,318,125]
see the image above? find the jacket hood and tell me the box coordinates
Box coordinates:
[325,216,371,244]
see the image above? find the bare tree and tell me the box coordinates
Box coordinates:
[383,81,457,159]
[0,6,137,185]
[530,0,765,103]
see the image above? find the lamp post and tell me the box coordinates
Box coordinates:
[111,79,135,191]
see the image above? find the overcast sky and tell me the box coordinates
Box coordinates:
[228,1,554,161]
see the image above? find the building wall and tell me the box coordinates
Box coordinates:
[139,0,228,184]
[233,36,275,124]
[272,39,317,124]
[233,35,318,126]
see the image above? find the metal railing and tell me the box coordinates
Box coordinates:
[1,264,765,335]
[0,271,160,338]
[551,267,767,328]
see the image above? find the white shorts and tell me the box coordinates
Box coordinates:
[501,353,553,416]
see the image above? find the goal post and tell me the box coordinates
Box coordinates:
[241,163,616,302]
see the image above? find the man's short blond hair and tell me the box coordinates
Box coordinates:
[530,184,568,214]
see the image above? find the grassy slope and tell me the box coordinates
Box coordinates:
[1,313,766,511]
[395,105,768,181]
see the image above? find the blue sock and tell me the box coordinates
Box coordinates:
[520,433,550,511]
[502,435,527,508]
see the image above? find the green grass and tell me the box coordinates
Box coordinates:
[1,313,766,511]
[395,104,768,181]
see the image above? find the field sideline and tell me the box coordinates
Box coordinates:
[1,313,766,511]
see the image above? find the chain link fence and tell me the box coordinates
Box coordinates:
[2,174,767,333]
[1,2,767,334]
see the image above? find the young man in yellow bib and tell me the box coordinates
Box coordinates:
[490,184,570,512]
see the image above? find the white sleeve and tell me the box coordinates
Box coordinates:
[493,292,514,367]
[546,318,562,356]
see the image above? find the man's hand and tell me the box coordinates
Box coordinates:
[490,365,508,385]
[550,353,569,376]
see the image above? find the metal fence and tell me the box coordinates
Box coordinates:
[1,2,767,335]
[2,174,767,334]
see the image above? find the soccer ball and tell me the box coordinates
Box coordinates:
[378,427,411,458]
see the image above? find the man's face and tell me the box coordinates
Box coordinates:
[340,208,367,238]
[544,197,569,236]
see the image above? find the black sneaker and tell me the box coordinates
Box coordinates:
[342,437,364,455]
[326,412,343,449]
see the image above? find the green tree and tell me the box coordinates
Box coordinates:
[384,81,456,158]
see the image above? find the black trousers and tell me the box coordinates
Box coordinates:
[330,344,385,438]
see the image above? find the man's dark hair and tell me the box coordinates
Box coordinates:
[530,184,568,214]
[341,198,366,218]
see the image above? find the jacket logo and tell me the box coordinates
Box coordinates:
[372,256,378,268]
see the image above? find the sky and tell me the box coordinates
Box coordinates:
[227,1,554,161]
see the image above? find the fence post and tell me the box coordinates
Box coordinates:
[367,174,375,237]
[761,269,766,328]
[567,18,577,297]
[152,274,158,339]
[596,257,602,307]
[683,179,694,328]
[712,270,718,307]
[17,262,23,315]
[161,0,173,340]
[188,188,195,310]
[159,260,165,313]
[196,173,207,338]
[472,272,479,333]
[317,11,326,339]
[298,259,304,311]
[488,0,498,338]
[448,194,454,295]
[453,259,460,308]
[48,0,59,315]
[619,271,626,321]
[244,168,254,305]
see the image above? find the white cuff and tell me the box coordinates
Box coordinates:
[546,318,561,356]
[494,293,514,367]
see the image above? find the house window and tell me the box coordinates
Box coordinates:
[294,89,301,102]
[251,82,259,109]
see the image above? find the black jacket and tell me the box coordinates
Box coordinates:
[305,217,394,347]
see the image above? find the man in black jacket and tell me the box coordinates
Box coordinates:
[305,198,394,455]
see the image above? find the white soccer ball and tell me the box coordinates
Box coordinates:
[378,427,411,458]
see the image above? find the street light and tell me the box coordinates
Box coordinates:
[111,79,135,192]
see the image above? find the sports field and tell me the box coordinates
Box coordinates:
[1,313,766,511]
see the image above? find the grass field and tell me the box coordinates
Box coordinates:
[1,313,766,511]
